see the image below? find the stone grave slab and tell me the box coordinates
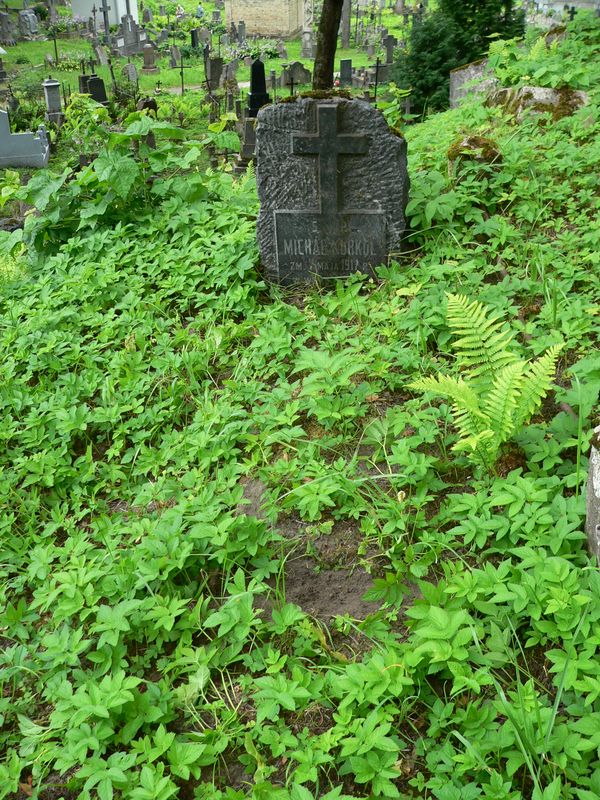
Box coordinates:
[256,98,409,285]
[0,110,49,167]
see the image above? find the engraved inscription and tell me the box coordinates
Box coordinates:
[275,210,386,284]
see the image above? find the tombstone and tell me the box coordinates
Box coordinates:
[212,9,221,23]
[255,99,409,285]
[367,43,375,57]
[339,58,352,88]
[301,30,314,58]
[219,59,238,90]
[206,56,223,90]
[142,6,152,22]
[0,12,16,45]
[158,28,169,43]
[191,27,199,48]
[341,0,351,48]
[88,74,108,105]
[43,76,63,124]
[115,13,148,56]
[215,0,224,8]
[237,19,245,43]
[247,58,270,118]
[221,33,229,46]
[585,425,600,560]
[383,34,397,64]
[0,58,6,82]
[18,8,38,35]
[122,61,138,81]
[0,110,49,168]
[199,27,210,45]
[140,42,158,73]
[93,43,109,65]
[280,61,311,89]
[169,44,180,68]
[276,40,288,60]
[159,3,165,13]
[233,117,256,174]
[79,72,91,92]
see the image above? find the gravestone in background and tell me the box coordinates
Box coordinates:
[339,58,352,87]
[0,110,49,167]
[0,12,16,44]
[142,42,159,72]
[586,426,600,561]
[88,74,109,104]
[256,98,409,285]
[247,58,270,117]
[18,8,38,35]
[122,61,138,81]
[280,60,311,88]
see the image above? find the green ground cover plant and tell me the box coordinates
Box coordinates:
[1,11,600,800]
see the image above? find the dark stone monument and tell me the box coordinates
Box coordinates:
[206,56,223,90]
[87,74,108,105]
[339,58,352,87]
[191,27,199,48]
[247,58,270,118]
[255,98,409,285]
[237,19,245,43]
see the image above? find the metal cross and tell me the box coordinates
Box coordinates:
[91,3,98,34]
[292,104,368,212]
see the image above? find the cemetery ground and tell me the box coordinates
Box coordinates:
[2,11,600,800]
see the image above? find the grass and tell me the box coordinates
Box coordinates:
[1,10,600,800]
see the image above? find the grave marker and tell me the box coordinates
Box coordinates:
[247,58,270,118]
[0,109,49,167]
[256,98,409,284]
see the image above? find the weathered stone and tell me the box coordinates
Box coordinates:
[0,12,16,45]
[280,60,311,88]
[449,58,497,108]
[586,426,600,562]
[0,109,49,168]
[227,0,301,36]
[18,8,38,35]
[487,85,589,121]
[339,58,352,87]
[141,42,159,72]
[256,98,409,285]
[122,61,138,82]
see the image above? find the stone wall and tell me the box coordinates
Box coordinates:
[227,0,302,37]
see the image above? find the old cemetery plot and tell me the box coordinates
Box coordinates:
[3,5,600,800]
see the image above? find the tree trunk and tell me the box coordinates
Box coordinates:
[312,0,344,90]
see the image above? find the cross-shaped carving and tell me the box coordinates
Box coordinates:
[292,104,368,212]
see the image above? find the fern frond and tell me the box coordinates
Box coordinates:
[409,374,485,420]
[482,361,524,442]
[515,344,563,427]
[446,294,518,391]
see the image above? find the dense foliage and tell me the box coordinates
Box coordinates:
[393,0,525,114]
[1,12,600,800]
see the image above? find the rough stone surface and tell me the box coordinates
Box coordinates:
[487,85,589,121]
[586,426,600,562]
[256,97,409,285]
[449,58,497,108]
[227,0,301,36]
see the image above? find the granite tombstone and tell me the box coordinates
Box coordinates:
[256,98,409,284]
[339,58,352,87]
[247,58,270,118]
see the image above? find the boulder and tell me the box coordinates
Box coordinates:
[487,85,589,121]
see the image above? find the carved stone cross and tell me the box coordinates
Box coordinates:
[291,103,368,212]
